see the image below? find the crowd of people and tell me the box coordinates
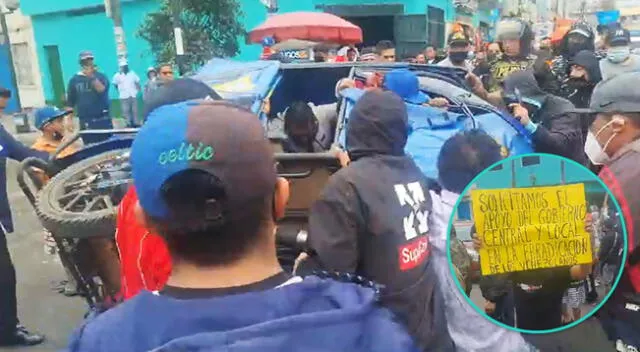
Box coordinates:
[0,13,637,352]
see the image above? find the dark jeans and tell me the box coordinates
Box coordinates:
[489,290,515,326]
[79,116,113,145]
[0,229,18,339]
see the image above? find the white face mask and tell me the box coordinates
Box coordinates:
[584,120,617,165]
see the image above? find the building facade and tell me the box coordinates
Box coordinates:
[6,9,45,109]
[20,0,495,107]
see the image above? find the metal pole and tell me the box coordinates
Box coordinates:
[109,0,127,63]
[0,9,21,110]
[171,0,185,75]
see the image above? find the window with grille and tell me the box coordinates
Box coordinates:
[11,43,35,86]
[427,6,445,48]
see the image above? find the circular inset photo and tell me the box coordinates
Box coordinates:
[447,153,627,334]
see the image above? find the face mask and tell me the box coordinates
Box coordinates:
[584,120,617,165]
[607,46,630,63]
[449,51,468,64]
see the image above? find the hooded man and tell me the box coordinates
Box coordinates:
[549,22,597,96]
[578,72,640,350]
[306,90,454,352]
[503,69,586,165]
[566,50,603,142]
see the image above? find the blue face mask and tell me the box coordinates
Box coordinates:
[607,46,630,63]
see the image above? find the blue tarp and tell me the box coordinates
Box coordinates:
[191,59,281,119]
[340,88,533,179]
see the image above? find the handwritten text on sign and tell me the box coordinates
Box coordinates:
[471,184,592,275]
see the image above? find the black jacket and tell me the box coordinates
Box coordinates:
[308,91,453,352]
[504,70,587,165]
[0,126,48,233]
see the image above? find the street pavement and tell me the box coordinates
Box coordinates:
[1,118,85,351]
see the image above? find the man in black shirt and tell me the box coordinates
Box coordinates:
[307,90,454,351]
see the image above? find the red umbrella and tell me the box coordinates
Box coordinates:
[249,12,363,45]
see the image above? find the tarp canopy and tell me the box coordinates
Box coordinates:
[191,58,281,119]
[339,88,533,179]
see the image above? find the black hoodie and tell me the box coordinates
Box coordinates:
[308,90,453,352]
[503,70,586,165]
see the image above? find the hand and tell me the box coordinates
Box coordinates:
[509,103,531,126]
[472,232,482,251]
[484,300,496,314]
[584,213,593,234]
[293,252,309,274]
[337,79,356,92]
[427,97,450,108]
[331,145,350,168]
[466,72,484,92]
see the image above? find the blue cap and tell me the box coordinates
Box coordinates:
[35,106,70,130]
[131,100,276,220]
[79,50,94,61]
[382,69,430,105]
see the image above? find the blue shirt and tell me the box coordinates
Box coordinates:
[67,72,110,120]
[64,276,419,352]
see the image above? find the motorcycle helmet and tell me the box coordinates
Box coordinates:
[561,21,595,58]
[495,18,534,58]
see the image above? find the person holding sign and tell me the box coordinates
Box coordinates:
[471,184,597,330]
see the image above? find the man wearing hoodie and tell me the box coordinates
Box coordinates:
[548,22,597,97]
[306,90,454,351]
[66,100,419,352]
[565,50,603,148]
[502,69,586,165]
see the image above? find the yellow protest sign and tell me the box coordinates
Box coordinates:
[471,184,592,275]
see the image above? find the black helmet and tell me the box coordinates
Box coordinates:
[561,21,595,57]
[495,18,534,57]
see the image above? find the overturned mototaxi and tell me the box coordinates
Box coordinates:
[17,59,533,310]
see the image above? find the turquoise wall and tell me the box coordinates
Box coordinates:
[23,0,491,102]
[29,0,158,101]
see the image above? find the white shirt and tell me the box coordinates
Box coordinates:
[112,71,140,99]
[429,190,533,352]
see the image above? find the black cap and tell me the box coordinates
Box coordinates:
[448,31,471,46]
[606,27,631,47]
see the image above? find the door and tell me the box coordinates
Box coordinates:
[44,45,65,107]
[427,6,446,48]
[394,15,428,59]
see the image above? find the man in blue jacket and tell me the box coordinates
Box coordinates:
[66,51,111,144]
[65,100,419,352]
[0,88,47,347]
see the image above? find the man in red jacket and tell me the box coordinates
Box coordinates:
[116,79,220,299]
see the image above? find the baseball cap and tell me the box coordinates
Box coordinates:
[382,69,430,105]
[574,72,640,114]
[34,106,71,130]
[606,27,630,47]
[131,100,277,220]
[448,31,471,47]
[143,78,222,119]
[79,50,94,61]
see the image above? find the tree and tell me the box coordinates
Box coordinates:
[137,0,245,72]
